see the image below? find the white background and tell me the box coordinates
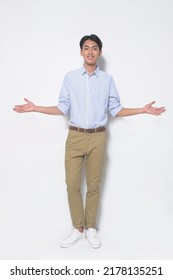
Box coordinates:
[0,0,173,260]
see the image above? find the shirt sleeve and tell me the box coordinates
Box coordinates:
[57,74,71,115]
[108,77,123,117]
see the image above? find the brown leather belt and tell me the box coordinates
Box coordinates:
[69,126,105,133]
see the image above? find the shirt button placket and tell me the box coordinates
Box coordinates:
[85,75,90,128]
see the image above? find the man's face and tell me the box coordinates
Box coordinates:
[80,39,102,66]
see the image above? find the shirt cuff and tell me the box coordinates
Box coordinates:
[110,105,123,117]
[57,104,69,115]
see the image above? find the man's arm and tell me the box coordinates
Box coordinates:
[13,98,63,115]
[117,101,166,117]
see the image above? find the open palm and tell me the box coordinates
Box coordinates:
[144,101,166,115]
[13,98,35,113]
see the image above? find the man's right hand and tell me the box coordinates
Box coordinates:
[13,98,35,113]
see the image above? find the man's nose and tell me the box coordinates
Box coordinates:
[88,48,93,53]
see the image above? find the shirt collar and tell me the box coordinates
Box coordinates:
[81,65,100,77]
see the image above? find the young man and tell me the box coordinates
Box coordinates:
[13,34,166,249]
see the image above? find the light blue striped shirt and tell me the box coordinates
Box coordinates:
[57,66,122,129]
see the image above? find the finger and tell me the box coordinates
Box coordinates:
[158,107,166,110]
[155,108,166,115]
[13,107,23,113]
[24,98,30,103]
[13,105,22,108]
[155,108,166,113]
[149,101,156,106]
[13,105,24,111]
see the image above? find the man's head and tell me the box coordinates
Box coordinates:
[80,34,103,67]
[79,34,103,51]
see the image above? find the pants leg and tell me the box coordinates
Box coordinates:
[65,130,86,228]
[85,132,106,228]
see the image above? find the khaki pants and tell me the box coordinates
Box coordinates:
[65,130,106,228]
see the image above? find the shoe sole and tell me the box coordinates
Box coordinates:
[60,236,86,248]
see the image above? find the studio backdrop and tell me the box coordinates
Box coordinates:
[0,0,173,259]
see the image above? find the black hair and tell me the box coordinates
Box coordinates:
[79,34,103,50]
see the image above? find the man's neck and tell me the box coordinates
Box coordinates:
[84,63,97,74]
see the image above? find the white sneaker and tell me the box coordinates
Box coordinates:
[60,227,86,248]
[86,228,101,248]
